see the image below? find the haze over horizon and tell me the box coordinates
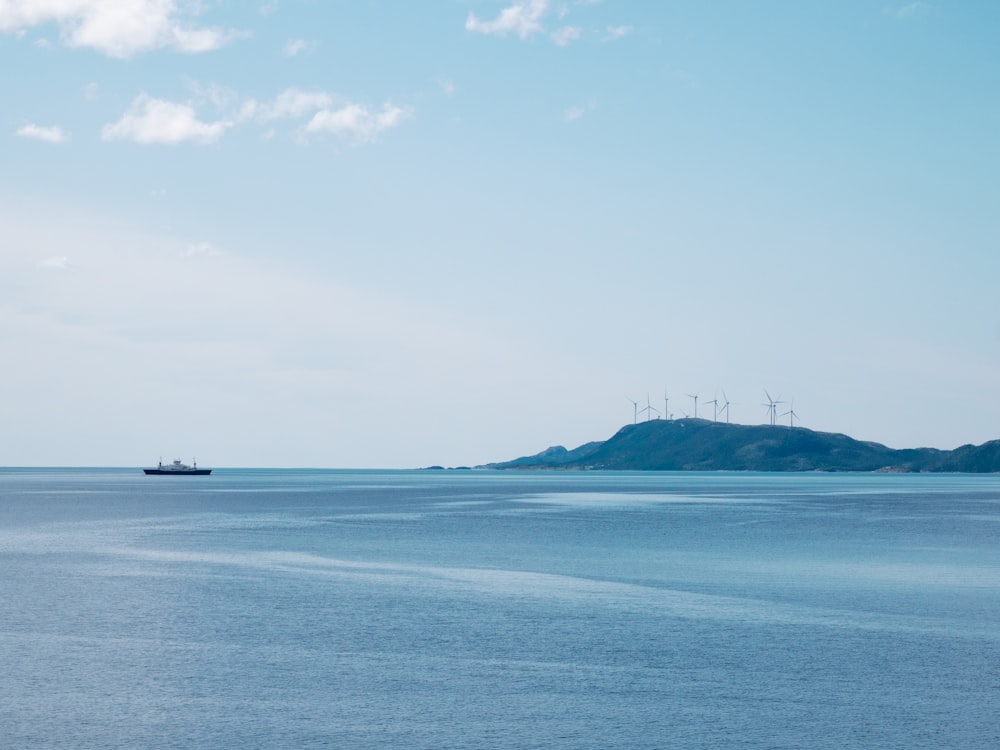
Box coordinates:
[2,1,998,468]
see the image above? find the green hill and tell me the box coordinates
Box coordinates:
[483,419,1000,472]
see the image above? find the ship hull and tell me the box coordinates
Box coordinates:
[143,469,212,475]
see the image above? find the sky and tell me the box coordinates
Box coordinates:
[2,0,999,468]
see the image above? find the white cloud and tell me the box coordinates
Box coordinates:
[466,0,549,39]
[241,88,334,121]
[186,241,221,257]
[84,81,99,100]
[284,38,307,56]
[439,78,456,97]
[604,24,632,40]
[564,99,596,122]
[551,25,580,46]
[304,102,411,144]
[99,87,412,146]
[188,81,240,110]
[37,256,71,270]
[102,93,232,145]
[886,2,929,19]
[16,123,69,143]
[0,0,240,58]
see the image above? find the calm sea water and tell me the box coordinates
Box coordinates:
[2,469,999,749]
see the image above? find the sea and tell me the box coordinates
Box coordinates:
[2,468,999,749]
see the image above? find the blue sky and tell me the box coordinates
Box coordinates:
[2,1,999,468]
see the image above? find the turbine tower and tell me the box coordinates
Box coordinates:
[639,394,660,422]
[626,397,638,425]
[705,396,719,422]
[686,393,699,419]
[762,390,784,426]
[720,390,732,423]
[780,401,799,427]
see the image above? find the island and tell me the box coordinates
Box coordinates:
[480,419,1000,472]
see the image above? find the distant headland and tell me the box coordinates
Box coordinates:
[475,419,1000,472]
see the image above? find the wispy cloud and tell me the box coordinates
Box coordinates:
[438,78,456,97]
[604,24,632,41]
[241,88,334,121]
[188,81,241,111]
[466,1,610,47]
[101,87,412,147]
[886,2,930,19]
[37,256,71,270]
[102,94,232,145]
[241,88,411,144]
[16,123,69,143]
[187,241,221,257]
[466,0,549,39]
[284,38,309,56]
[305,102,412,145]
[551,25,581,46]
[0,0,242,58]
[564,99,597,122]
[2,204,530,459]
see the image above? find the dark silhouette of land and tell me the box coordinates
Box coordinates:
[481,419,1000,472]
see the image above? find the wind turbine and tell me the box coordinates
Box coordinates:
[720,390,733,423]
[664,392,670,421]
[705,395,720,422]
[626,397,638,425]
[639,394,660,422]
[780,400,799,427]
[762,390,784,426]
[686,393,699,419]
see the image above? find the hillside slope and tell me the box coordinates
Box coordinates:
[482,419,998,472]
